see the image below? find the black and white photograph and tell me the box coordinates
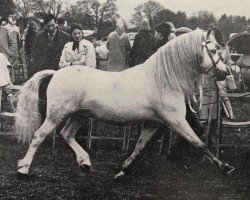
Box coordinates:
[0,0,250,199]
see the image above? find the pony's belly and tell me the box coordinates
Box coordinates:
[84,102,156,123]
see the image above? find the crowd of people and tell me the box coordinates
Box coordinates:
[0,13,238,164]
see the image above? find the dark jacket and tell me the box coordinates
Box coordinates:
[30,28,70,76]
[130,30,156,67]
[155,37,169,51]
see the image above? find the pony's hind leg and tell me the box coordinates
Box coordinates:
[115,122,158,179]
[162,114,235,175]
[17,119,58,175]
[60,117,92,173]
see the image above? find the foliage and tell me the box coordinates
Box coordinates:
[130,0,164,29]
[188,11,216,30]
[154,9,188,28]
[14,0,65,18]
[217,14,249,40]
[65,0,117,28]
[0,0,16,18]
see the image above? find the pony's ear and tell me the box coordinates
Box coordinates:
[206,28,213,39]
[206,27,225,46]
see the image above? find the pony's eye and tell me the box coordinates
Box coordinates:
[210,49,217,54]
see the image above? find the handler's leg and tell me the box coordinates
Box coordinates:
[162,113,234,174]
[115,122,158,178]
[17,119,58,175]
[60,117,91,171]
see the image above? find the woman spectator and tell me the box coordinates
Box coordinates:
[130,19,156,67]
[59,23,96,68]
[106,19,131,71]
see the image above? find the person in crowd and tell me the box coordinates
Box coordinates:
[151,25,205,164]
[30,14,70,77]
[200,27,235,150]
[0,53,14,112]
[106,19,131,71]
[59,23,96,68]
[154,22,173,50]
[170,27,234,163]
[129,19,156,67]
[23,21,40,78]
[0,17,14,62]
[5,15,21,82]
[167,22,176,41]
[0,53,12,87]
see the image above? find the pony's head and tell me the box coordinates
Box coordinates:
[152,28,228,94]
[200,28,228,81]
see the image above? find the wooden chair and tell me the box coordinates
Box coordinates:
[87,118,131,151]
[0,85,22,132]
[214,92,250,157]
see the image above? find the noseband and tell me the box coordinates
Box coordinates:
[202,41,223,75]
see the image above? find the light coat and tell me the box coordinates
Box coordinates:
[59,39,96,68]
[106,31,131,71]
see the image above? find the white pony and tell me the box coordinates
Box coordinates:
[15,29,234,179]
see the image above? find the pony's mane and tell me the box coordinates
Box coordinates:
[151,29,204,94]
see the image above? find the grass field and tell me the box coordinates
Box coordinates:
[0,119,249,200]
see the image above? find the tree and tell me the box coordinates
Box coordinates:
[217,14,248,40]
[131,0,164,29]
[188,11,216,30]
[154,9,188,28]
[14,0,65,18]
[72,0,118,29]
[0,0,16,18]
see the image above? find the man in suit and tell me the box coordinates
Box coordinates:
[30,14,70,78]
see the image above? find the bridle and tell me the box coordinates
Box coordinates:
[202,40,223,75]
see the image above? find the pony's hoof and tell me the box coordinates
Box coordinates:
[220,163,235,175]
[80,164,93,174]
[16,172,35,181]
[114,170,125,180]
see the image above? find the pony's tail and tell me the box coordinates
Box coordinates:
[15,70,55,144]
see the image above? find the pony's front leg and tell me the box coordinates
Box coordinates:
[115,122,158,179]
[161,113,235,175]
[60,117,92,172]
[17,119,57,175]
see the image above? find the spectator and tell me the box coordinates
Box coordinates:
[106,19,131,71]
[152,25,205,164]
[0,53,14,113]
[129,19,156,67]
[30,14,70,77]
[0,53,12,87]
[0,16,14,61]
[23,21,39,78]
[59,23,96,68]
[167,22,176,41]
[5,15,20,82]
[200,27,235,149]
[154,22,173,50]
